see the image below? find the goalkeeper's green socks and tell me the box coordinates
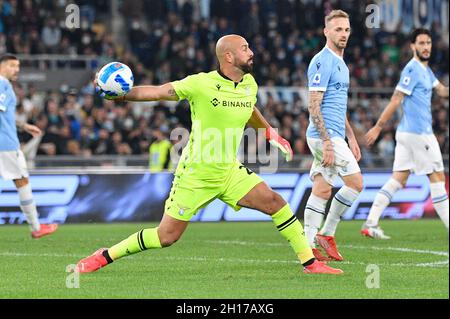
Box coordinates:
[107,228,162,261]
[272,204,315,266]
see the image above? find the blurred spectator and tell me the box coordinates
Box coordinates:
[377,132,395,165]
[149,129,172,172]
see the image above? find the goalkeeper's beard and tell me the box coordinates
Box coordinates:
[239,61,254,74]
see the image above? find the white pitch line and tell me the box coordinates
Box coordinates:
[340,244,449,257]
[205,240,449,268]
[207,240,449,256]
[0,252,81,258]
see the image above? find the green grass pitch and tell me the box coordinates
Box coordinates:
[0,220,448,299]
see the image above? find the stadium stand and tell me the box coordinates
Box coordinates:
[1,0,448,167]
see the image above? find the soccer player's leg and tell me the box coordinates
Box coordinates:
[1,150,58,238]
[362,171,408,239]
[75,214,188,273]
[317,138,363,260]
[317,172,362,260]
[422,135,448,231]
[303,137,333,261]
[428,171,449,230]
[220,163,343,274]
[75,175,217,273]
[363,132,412,238]
[305,175,333,261]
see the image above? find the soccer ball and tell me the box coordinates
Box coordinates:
[96,62,134,97]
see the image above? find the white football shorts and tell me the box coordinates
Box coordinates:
[393,131,444,175]
[0,150,29,180]
[307,136,361,186]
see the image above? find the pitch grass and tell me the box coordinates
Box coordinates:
[0,220,448,299]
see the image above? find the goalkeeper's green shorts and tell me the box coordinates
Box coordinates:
[165,161,263,221]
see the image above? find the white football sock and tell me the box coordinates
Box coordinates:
[430,182,449,230]
[18,184,40,232]
[304,193,328,247]
[366,178,403,227]
[320,186,360,236]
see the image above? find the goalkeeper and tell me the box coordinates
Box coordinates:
[76,35,342,275]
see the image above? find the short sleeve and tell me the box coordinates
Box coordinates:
[171,74,200,101]
[308,57,332,92]
[395,67,419,96]
[429,69,440,88]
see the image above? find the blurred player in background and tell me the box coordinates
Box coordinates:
[303,10,363,261]
[0,54,58,239]
[362,29,449,239]
[75,35,343,275]
[149,128,173,173]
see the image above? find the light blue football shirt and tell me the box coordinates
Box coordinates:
[395,58,440,135]
[0,75,19,151]
[306,46,350,139]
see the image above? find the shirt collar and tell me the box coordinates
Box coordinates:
[325,45,344,60]
[412,58,428,70]
[217,69,244,84]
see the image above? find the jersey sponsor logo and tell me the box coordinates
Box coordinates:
[210,98,253,108]
[334,82,349,90]
[222,100,253,108]
[312,73,321,85]
[402,76,411,86]
[211,98,220,107]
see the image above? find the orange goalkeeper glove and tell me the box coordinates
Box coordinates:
[266,127,294,162]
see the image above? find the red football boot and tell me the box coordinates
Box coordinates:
[31,224,58,239]
[315,234,344,261]
[303,260,344,275]
[75,248,110,273]
[312,248,333,262]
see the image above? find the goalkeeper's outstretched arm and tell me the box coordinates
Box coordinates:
[104,83,180,102]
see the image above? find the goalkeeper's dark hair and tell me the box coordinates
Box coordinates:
[0,54,18,64]
[410,28,432,43]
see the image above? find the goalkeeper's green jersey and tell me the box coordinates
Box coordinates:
[171,70,258,181]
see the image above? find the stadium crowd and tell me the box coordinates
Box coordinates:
[1,0,448,168]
